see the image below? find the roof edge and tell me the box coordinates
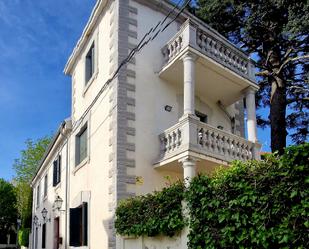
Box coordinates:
[31,119,72,186]
[63,0,108,75]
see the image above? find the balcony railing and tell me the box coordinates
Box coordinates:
[158,115,260,164]
[161,19,255,81]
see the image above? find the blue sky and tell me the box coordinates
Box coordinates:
[0,0,272,181]
[0,0,96,181]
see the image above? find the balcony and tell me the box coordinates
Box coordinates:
[159,19,257,107]
[154,19,260,177]
[154,115,261,173]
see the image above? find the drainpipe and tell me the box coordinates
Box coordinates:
[60,120,72,249]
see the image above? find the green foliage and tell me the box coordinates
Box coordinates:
[13,136,51,229]
[18,228,30,247]
[186,143,309,248]
[0,179,18,234]
[13,136,51,184]
[115,182,185,237]
[195,0,309,151]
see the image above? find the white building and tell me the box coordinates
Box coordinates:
[30,1,260,249]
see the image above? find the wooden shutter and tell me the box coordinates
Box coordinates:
[53,160,57,187]
[42,224,46,248]
[57,155,61,184]
[82,203,88,246]
[69,207,82,247]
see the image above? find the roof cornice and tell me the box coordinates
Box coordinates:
[63,0,250,76]
[63,0,108,75]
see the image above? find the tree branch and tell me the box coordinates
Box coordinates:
[276,54,309,75]
[256,70,271,77]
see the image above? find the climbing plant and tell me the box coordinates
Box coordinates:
[115,182,185,237]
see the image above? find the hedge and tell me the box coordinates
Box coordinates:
[115,182,185,237]
[186,143,309,249]
[115,144,309,248]
[18,228,30,247]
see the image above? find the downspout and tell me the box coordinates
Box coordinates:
[60,120,72,249]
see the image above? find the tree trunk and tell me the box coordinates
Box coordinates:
[270,76,287,154]
[268,48,287,154]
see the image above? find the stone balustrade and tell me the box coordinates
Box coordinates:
[161,19,255,81]
[159,116,259,163]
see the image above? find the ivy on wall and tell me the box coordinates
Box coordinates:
[115,182,185,237]
[186,143,309,249]
[115,143,309,248]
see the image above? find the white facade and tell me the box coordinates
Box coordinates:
[31,1,260,249]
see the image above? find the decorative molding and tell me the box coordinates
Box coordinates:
[108,0,138,248]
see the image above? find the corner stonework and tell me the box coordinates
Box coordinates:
[108,1,138,249]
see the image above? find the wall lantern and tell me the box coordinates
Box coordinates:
[41,208,51,223]
[33,215,41,227]
[54,195,64,211]
[164,105,173,112]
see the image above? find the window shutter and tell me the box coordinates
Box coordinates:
[57,155,61,184]
[42,224,46,248]
[53,160,57,187]
[69,207,82,247]
[82,203,88,246]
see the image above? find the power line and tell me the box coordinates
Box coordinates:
[72,0,191,132]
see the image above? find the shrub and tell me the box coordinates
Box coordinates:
[115,182,185,237]
[186,143,309,249]
[18,228,30,247]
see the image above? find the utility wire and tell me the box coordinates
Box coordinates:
[72,0,191,132]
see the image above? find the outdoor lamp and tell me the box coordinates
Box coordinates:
[41,208,50,223]
[164,105,172,112]
[33,215,40,227]
[54,195,64,211]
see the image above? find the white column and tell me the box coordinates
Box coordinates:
[245,87,258,142]
[182,52,197,116]
[179,156,197,186]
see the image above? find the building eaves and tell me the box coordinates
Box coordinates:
[63,0,251,77]
[31,119,72,186]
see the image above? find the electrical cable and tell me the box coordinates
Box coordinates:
[72,0,191,132]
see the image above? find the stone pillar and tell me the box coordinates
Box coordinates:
[245,87,258,142]
[182,52,197,116]
[179,156,197,187]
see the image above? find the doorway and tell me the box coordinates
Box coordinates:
[54,218,60,249]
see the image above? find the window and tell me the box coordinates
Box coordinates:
[69,203,88,247]
[85,43,95,84]
[42,223,46,249]
[44,174,48,197]
[36,184,40,207]
[76,125,88,166]
[195,110,208,123]
[53,155,61,187]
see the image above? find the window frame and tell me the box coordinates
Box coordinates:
[36,184,40,208]
[69,202,88,247]
[53,155,61,187]
[75,124,88,167]
[85,42,95,85]
[44,174,48,198]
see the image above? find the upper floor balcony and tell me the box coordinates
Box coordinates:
[154,19,260,181]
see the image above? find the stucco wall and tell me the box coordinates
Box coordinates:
[32,136,68,249]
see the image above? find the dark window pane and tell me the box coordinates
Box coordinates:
[76,126,87,166]
[85,44,95,84]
